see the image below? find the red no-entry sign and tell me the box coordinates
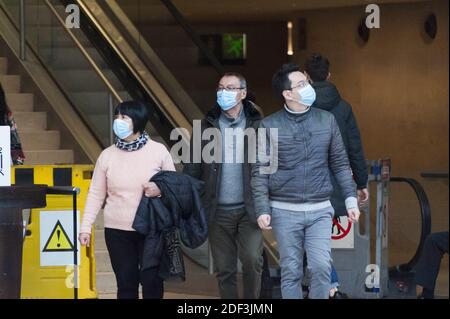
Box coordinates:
[332,217,352,240]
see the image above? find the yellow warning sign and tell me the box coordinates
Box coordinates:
[42,220,74,252]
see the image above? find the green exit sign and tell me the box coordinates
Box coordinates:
[199,33,247,65]
[222,33,247,62]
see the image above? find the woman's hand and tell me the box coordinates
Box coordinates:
[143,182,161,197]
[79,233,91,247]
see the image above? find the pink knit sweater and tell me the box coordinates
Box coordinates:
[80,140,175,234]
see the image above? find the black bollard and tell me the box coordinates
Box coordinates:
[0,185,47,299]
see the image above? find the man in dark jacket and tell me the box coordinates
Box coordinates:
[183,72,264,299]
[304,53,369,298]
[251,63,360,299]
[304,53,369,210]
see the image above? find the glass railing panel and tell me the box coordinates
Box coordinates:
[1,0,130,147]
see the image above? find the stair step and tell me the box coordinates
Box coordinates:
[24,149,74,165]
[94,229,106,251]
[20,130,60,150]
[0,75,21,93]
[97,291,218,299]
[95,249,113,273]
[13,112,47,130]
[94,211,104,230]
[0,57,7,75]
[96,272,117,293]
[97,292,117,299]
[6,93,34,112]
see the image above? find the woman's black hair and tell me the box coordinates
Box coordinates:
[114,101,149,134]
[0,83,11,125]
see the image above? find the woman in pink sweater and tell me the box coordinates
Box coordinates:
[79,101,175,299]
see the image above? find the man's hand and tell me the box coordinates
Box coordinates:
[357,188,369,207]
[347,208,361,223]
[257,214,272,230]
[143,182,161,197]
[79,233,91,247]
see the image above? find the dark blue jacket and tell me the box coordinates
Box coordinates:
[133,171,207,279]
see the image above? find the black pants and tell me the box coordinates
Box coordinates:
[415,231,449,292]
[105,227,164,299]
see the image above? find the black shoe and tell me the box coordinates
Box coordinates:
[330,291,349,299]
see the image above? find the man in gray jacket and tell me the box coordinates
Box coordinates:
[251,63,360,299]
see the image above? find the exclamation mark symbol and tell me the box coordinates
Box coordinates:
[57,229,61,248]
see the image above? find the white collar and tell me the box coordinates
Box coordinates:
[284,104,310,114]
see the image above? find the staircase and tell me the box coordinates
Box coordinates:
[0,56,74,165]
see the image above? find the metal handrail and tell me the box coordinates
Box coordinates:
[98,0,204,122]
[421,171,449,179]
[159,0,225,76]
[74,0,192,135]
[390,177,432,272]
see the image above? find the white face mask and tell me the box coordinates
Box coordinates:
[113,119,133,139]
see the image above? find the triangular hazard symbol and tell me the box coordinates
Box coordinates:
[43,220,74,252]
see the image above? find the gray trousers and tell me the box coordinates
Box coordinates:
[271,206,334,299]
[208,207,264,299]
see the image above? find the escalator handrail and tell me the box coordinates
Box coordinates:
[75,0,192,136]
[390,177,432,272]
[159,0,225,76]
[43,0,123,104]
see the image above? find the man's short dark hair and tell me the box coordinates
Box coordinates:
[272,63,300,101]
[304,53,330,82]
[114,101,149,134]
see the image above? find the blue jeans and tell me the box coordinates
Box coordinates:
[271,206,334,299]
[330,266,339,289]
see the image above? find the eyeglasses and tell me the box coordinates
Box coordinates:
[289,80,309,90]
[216,86,246,92]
